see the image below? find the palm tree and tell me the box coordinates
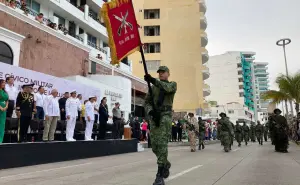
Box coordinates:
[262,90,290,116]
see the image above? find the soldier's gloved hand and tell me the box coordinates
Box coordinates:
[149,110,160,126]
[144,74,155,84]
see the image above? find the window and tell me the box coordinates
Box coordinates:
[144,26,160,36]
[121,57,129,65]
[238,78,243,82]
[239,85,243,89]
[91,61,96,74]
[239,92,244,97]
[144,9,160,19]
[0,41,13,65]
[144,43,160,53]
[228,110,234,114]
[237,63,242,68]
[54,14,65,26]
[87,34,97,47]
[26,0,40,13]
[238,71,243,75]
[103,42,109,48]
[146,60,161,71]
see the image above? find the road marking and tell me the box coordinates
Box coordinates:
[165,165,203,182]
[0,159,153,180]
[233,148,240,152]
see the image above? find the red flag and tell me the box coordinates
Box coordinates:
[101,0,141,65]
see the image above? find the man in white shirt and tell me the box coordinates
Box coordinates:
[93,97,99,124]
[85,96,96,141]
[43,89,60,141]
[5,76,18,118]
[34,86,46,120]
[65,90,81,141]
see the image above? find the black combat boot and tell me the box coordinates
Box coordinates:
[202,143,205,149]
[153,166,165,185]
[198,144,201,150]
[163,161,171,178]
[238,143,241,147]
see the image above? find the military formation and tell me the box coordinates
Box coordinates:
[144,66,290,185]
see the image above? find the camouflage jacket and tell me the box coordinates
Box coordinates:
[219,117,234,135]
[242,124,250,132]
[198,120,205,132]
[235,124,242,133]
[145,79,177,117]
[255,124,264,133]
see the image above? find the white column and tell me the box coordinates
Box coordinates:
[99,39,104,48]
[84,5,89,21]
[83,31,88,45]
[76,0,81,6]
[75,24,80,35]
[48,9,54,22]
[65,20,69,30]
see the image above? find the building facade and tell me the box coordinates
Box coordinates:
[129,0,210,113]
[254,62,269,122]
[0,0,147,116]
[206,51,257,123]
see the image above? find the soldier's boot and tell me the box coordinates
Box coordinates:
[153,167,165,185]
[245,141,248,146]
[191,149,196,152]
[229,144,232,150]
[163,161,171,178]
[198,144,201,150]
[202,143,205,149]
[238,142,241,147]
[224,146,229,152]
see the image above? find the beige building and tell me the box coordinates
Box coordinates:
[129,0,210,113]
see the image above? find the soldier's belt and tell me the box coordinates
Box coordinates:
[157,105,172,112]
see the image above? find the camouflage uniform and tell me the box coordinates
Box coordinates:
[198,117,205,150]
[255,121,264,145]
[264,122,269,142]
[144,66,177,185]
[219,113,234,152]
[242,122,250,145]
[231,122,235,146]
[250,124,256,142]
[183,115,199,152]
[267,116,275,145]
[235,122,242,147]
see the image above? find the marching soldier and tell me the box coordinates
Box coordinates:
[256,121,264,145]
[16,84,35,142]
[144,66,177,185]
[235,121,242,147]
[250,123,256,142]
[65,90,81,141]
[183,113,199,152]
[264,121,269,142]
[198,117,205,150]
[242,121,250,145]
[218,113,234,152]
[273,109,289,153]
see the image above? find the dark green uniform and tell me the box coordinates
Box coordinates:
[144,66,177,185]
[250,124,256,142]
[235,122,242,147]
[242,123,250,145]
[231,122,235,146]
[255,122,264,145]
[264,122,269,142]
[219,113,234,152]
[273,109,289,152]
[198,118,205,150]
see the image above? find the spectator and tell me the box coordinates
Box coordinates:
[132,117,141,140]
[171,121,177,142]
[177,120,183,142]
[35,13,44,24]
[43,89,60,142]
[0,79,8,143]
[34,86,46,120]
[141,119,148,141]
[5,76,18,118]
[20,0,28,15]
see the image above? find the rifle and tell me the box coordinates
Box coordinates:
[185,121,199,135]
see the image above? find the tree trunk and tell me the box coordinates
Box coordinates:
[285,100,289,118]
[289,100,294,116]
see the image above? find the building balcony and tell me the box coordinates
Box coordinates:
[199,0,207,14]
[48,0,108,41]
[203,84,211,97]
[201,33,208,47]
[202,67,210,80]
[200,17,207,30]
[202,50,209,64]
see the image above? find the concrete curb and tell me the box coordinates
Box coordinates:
[141,140,220,148]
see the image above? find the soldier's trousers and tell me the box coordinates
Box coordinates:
[243,132,249,143]
[235,132,242,144]
[150,115,171,167]
[221,132,231,151]
[188,131,197,150]
[264,132,268,142]
[256,133,263,144]
[199,132,205,146]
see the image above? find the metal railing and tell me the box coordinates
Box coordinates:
[88,41,107,54]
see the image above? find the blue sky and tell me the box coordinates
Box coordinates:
[206,0,300,89]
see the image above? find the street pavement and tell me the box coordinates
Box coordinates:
[1,141,300,185]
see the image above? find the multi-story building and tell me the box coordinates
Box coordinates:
[0,0,147,116]
[254,62,270,122]
[129,0,210,113]
[206,51,257,123]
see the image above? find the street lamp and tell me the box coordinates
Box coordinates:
[276,38,293,116]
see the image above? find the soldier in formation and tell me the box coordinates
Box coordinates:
[235,121,242,147]
[230,121,235,147]
[218,113,234,152]
[255,121,264,145]
[250,123,256,142]
[242,121,250,145]
[183,113,199,152]
[273,109,289,153]
[267,116,275,145]
[144,66,177,185]
[198,117,205,150]
[264,121,269,142]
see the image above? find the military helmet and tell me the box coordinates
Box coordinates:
[274,108,282,114]
[219,112,227,117]
[157,66,169,73]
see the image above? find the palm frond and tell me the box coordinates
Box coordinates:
[261,90,291,104]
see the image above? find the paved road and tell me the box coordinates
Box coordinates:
[1,141,300,185]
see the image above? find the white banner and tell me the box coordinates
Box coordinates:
[0,63,101,101]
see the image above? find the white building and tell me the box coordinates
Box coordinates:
[206,51,258,124]
[254,62,270,122]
